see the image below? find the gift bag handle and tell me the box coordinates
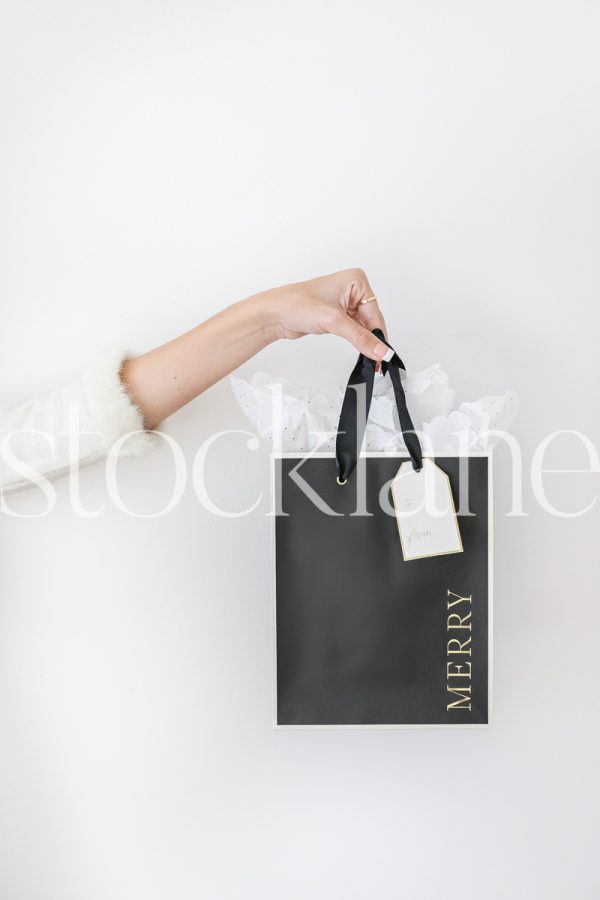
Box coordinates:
[335,328,423,483]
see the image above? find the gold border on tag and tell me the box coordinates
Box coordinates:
[391,459,464,561]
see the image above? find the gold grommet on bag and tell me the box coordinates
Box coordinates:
[358,295,377,306]
[336,476,347,485]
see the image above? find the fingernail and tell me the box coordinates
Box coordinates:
[374,343,389,359]
[379,347,394,362]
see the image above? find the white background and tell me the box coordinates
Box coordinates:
[1,2,599,897]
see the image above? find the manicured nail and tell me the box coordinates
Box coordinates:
[382,347,394,362]
[374,343,388,359]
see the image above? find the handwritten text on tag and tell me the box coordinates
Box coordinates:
[391,458,463,561]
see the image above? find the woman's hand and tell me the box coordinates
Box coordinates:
[122,268,390,428]
[264,268,390,362]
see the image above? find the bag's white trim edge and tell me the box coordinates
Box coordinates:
[270,451,494,731]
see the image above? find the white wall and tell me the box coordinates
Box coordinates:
[1,2,599,898]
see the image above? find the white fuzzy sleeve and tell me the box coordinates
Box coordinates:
[0,350,159,493]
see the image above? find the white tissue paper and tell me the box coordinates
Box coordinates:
[230,364,518,453]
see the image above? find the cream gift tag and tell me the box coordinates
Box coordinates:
[391,458,463,561]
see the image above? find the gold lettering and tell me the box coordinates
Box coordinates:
[447,686,472,710]
[447,661,472,678]
[447,636,472,655]
[445,590,473,713]
[447,590,472,608]
[447,611,472,631]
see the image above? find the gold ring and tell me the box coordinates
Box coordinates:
[359,295,377,306]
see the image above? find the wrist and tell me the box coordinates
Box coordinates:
[249,285,291,344]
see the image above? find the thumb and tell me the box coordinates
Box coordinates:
[329,312,392,362]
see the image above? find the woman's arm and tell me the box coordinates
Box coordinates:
[0,268,388,492]
[121,268,389,428]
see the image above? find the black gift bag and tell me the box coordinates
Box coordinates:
[272,333,492,728]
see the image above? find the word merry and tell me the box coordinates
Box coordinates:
[445,589,473,711]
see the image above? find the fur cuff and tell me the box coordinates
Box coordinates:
[81,349,160,457]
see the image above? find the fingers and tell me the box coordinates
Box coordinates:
[342,270,387,339]
[360,304,388,373]
[328,311,392,362]
[357,301,387,339]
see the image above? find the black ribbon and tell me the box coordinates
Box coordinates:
[335,328,423,482]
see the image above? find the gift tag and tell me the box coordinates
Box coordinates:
[391,458,463,561]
